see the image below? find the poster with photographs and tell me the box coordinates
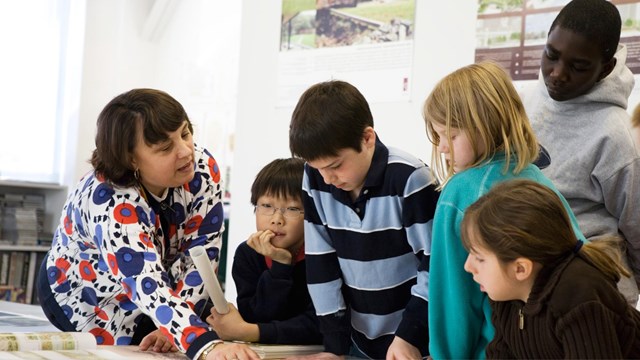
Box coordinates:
[277,0,416,106]
[475,0,640,81]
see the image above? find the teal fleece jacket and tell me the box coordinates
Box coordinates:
[428,153,585,359]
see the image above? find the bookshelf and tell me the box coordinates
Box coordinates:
[0,180,68,304]
[0,180,68,235]
[0,246,49,304]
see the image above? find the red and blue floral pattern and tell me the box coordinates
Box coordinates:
[45,145,224,352]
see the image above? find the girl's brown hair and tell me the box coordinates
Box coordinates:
[461,179,629,281]
[423,61,539,187]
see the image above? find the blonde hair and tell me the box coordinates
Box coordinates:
[423,61,539,187]
[632,103,640,128]
[461,179,629,281]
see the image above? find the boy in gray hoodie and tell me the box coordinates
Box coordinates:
[523,0,640,304]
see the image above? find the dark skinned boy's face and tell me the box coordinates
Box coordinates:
[541,26,615,102]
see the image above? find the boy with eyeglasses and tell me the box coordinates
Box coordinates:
[289,80,439,359]
[206,158,322,345]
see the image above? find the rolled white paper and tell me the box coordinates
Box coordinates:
[191,245,229,314]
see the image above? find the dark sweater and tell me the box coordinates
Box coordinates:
[232,241,322,344]
[487,254,640,358]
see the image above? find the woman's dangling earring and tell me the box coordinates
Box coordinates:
[134,168,140,181]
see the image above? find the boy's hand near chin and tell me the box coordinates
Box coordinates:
[247,230,292,264]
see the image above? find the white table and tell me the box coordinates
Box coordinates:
[0,300,59,332]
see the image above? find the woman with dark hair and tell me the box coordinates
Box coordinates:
[37,89,258,360]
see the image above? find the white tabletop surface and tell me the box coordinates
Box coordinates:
[0,300,59,332]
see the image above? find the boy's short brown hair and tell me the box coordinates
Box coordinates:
[289,80,373,161]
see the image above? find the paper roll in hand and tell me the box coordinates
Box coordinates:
[190,245,229,314]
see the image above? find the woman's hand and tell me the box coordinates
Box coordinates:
[139,329,178,353]
[206,303,259,342]
[206,342,260,360]
[247,230,292,264]
[286,352,344,360]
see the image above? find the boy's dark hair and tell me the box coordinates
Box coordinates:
[91,88,192,187]
[289,80,373,161]
[250,158,306,205]
[550,0,621,62]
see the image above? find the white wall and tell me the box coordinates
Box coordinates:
[73,0,239,185]
[74,0,157,183]
[73,0,479,302]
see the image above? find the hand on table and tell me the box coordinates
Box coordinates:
[206,342,260,360]
[139,329,178,353]
[286,352,344,360]
[386,336,422,360]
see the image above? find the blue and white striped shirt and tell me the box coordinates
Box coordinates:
[303,137,438,358]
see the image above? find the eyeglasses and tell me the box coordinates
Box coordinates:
[254,204,304,219]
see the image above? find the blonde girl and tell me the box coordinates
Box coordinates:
[632,103,640,147]
[461,179,640,359]
[424,61,584,359]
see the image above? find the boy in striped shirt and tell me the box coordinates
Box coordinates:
[289,80,438,359]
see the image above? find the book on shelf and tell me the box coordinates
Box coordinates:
[0,253,10,285]
[0,248,48,305]
[7,252,27,289]
[0,251,34,304]
[0,286,25,304]
[0,192,46,246]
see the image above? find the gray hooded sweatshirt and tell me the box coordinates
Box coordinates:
[524,45,640,291]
